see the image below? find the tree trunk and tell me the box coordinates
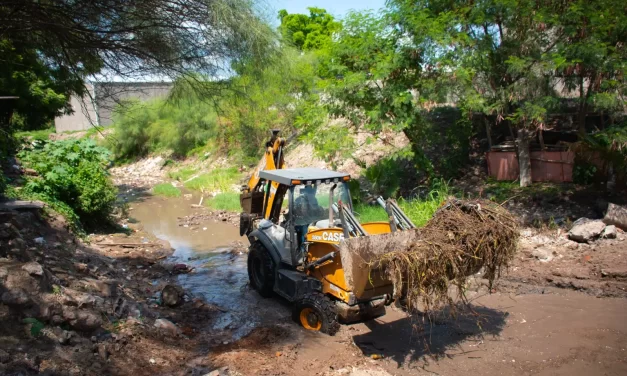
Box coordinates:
[516,129,532,187]
[484,116,493,150]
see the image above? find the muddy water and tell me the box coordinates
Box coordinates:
[129,194,289,339]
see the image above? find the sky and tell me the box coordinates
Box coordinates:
[269,0,386,21]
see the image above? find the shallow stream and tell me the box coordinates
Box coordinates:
[128,193,288,339]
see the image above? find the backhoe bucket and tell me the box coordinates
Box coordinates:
[337,229,421,300]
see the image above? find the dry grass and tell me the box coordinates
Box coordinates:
[373,199,519,314]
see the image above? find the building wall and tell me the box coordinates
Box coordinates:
[95,82,172,126]
[54,84,98,132]
[54,82,172,132]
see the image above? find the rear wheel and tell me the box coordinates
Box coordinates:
[247,241,275,297]
[292,292,340,335]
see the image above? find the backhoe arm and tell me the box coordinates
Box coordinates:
[240,130,287,224]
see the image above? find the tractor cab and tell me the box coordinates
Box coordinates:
[245,168,353,268]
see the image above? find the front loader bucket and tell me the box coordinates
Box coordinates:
[338,229,421,300]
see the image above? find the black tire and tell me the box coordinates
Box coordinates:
[247,241,275,297]
[292,292,340,336]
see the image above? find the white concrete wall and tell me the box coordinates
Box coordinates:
[54,84,98,132]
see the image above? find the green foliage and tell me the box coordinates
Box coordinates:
[18,139,117,228]
[184,168,241,193]
[575,124,627,187]
[168,167,199,182]
[363,150,421,198]
[320,1,626,186]
[354,179,451,226]
[109,96,218,160]
[352,203,389,223]
[0,174,7,196]
[15,127,55,141]
[0,39,87,130]
[206,192,241,212]
[221,47,324,163]
[278,8,341,51]
[483,179,562,203]
[573,162,598,185]
[152,183,182,198]
[22,318,45,337]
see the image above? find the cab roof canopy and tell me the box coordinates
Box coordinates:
[259,168,350,186]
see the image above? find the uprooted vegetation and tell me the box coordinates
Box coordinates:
[371,200,519,313]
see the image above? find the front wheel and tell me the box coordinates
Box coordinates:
[292,292,340,336]
[247,241,275,297]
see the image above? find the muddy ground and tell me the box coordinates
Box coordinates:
[1,182,626,375]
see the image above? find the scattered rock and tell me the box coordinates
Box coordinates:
[604,203,627,230]
[34,237,45,244]
[0,349,9,363]
[0,223,21,240]
[204,366,229,376]
[98,343,109,361]
[21,262,44,276]
[1,290,30,306]
[532,247,555,262]
[62,309,103,331]
[568,218,606,243]
[154,318,180,336]
[601,225,617,239]
[161,284,184,307]
[601,269,627,279]
[75,279,117,297]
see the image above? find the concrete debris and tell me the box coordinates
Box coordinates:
[568,218,606,243]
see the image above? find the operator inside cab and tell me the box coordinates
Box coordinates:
[293,185,325,247]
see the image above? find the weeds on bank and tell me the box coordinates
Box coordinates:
[152,183,181,198]
[15,127,55,141]
[354,179,452,227]
[168,167,199,182]
[206,192,240,212]
[184,167,241,193]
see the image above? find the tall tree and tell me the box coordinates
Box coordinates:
[278,7,341,51]
[327,0,625,186]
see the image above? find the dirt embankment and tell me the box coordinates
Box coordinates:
[0,206,239,376]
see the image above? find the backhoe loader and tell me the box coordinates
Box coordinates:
[240,131,414,335]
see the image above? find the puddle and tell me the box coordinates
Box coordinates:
[129,194,288,339]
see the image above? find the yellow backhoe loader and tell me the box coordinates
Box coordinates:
[240,130,414,335]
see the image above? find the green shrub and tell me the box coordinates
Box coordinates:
[363,155,409,198]
[109,98,218,160]
[18,139,117,228]
[15,127,55,141]
[184,168,241,193]
[153,183,181,197]
[0,173,7,196]
[354,179,451,227]
[168,167,199,182]
[206,192,240,211]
